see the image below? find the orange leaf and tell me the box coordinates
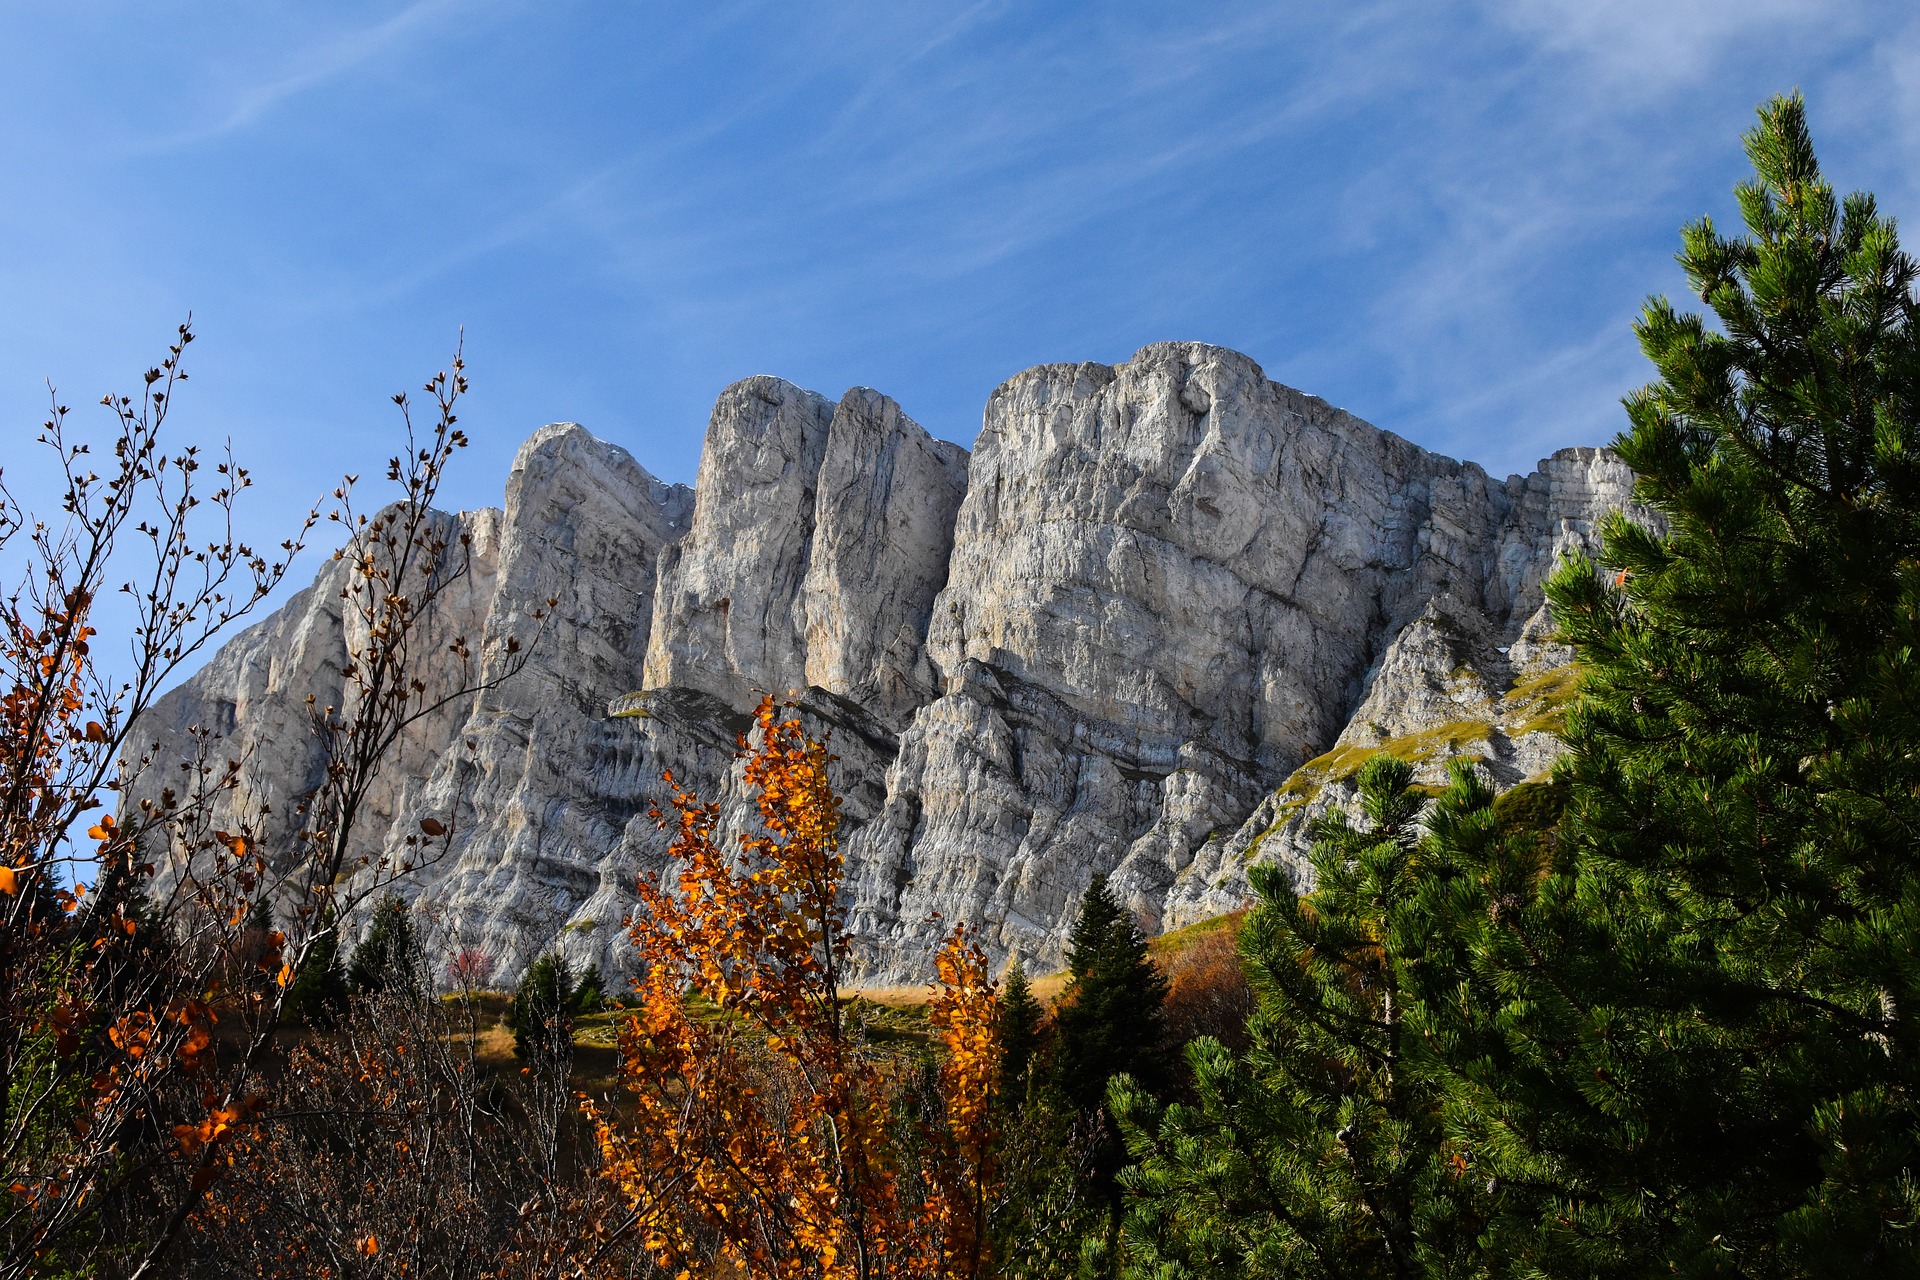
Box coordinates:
[358,1235,379,1257]
[277,964,294,989]
[0,866,15,896]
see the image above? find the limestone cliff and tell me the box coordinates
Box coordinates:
[126,342,1637,984]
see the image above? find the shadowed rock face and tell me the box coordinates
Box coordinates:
[126,342,1636,984]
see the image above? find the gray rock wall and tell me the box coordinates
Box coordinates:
[126,342,1637,985]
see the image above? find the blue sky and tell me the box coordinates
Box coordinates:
[3,1,1918,568]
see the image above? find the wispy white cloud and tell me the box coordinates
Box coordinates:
[1479,0,1837,99]
[135,0,468,153]
[5,0,1911,498]
[1312,0,1888,469]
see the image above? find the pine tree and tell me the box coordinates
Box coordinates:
[284,910,350,1026]
[347,894,422,998]
[998,957,1042,1103]
[238,898,277,993]
[1040,876,1171,1277]
[512,952,576,1068]
[85,843,170,1003]
[1052,875,1168,1113]
[1114,756,1480,1279]
[1402,93,1920,1278]
[989,953,1094,1280]
[571,962,604,1014]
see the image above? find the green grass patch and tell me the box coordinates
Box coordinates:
[1500,663,1583,736]
[1149,909,1248,959]
[843,997,936,1051]
[1279,720,1499,806]
[1491,776,1570,837]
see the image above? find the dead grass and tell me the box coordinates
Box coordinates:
[843,966,1074,1011]
[835,908,1246,1019]
[839,984,938,1010]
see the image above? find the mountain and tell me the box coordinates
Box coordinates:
[126,342,1636,984]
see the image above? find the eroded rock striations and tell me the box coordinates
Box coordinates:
[127,342,1637,984]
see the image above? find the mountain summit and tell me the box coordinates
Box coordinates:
[130,342,1635,983]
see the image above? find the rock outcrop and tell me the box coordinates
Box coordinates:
[126,342,1638,984]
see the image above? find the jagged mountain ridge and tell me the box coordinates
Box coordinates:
[128,342,1635,984]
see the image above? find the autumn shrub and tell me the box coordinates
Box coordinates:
[184,985,510,1277]
[0,333,546,1278]
[588,698,1003,1280]
[1157,913,1253,1056]
[443,945,495,992]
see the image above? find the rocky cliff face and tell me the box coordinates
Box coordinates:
[127,342,1637,984]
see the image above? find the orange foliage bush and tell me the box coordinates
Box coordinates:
[1158,915,1253,1055]
[590,698,1001,1280]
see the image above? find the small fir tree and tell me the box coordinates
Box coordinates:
[512,952,576,1068]
[1052,875,1168,1113]
[346,894,421,998]
[284,909,350,1026]
[84,842,171,1003]
[571,962,604,1014]
[998,957,1042,1103]
[1044,875,1170,1277]
[1114,756,1481,1280]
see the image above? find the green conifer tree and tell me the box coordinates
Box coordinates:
[999,956,1043,1103]
[512,951,576,1068]
[1053,875,1168,1113]
[1043,875,1171,1276]
[1108,92,1920,1280]
[85,844,169,1003]
[571,962,604,1014]
[1114,757,1480,1279]
[346,894,421,998]
[989,952,1094,1280]
[284,909,350,1026]
[1401,92,1920,1277]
